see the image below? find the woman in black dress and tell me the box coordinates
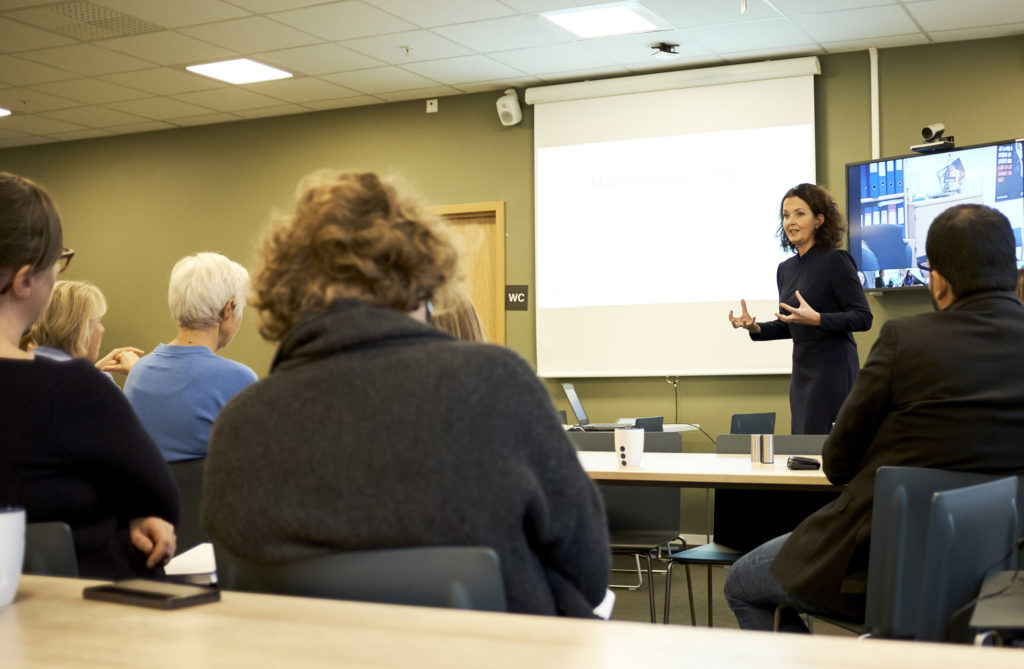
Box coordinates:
[729,183,873,434]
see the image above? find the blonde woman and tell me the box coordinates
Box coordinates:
[29,280,143,378]
[433,284,485,342]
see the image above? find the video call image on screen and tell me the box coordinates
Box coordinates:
[846,140,1024,291]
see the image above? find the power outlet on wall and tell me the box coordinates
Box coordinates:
[426,98,438,113]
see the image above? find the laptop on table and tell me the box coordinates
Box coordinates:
[561,383,633,431]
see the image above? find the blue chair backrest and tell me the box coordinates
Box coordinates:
[865,466,1014,638]
[915,477,1019,642]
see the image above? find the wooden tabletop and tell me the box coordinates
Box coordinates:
[3,576,1021,669]
[579,451,836,489]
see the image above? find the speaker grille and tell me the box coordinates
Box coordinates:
[6,1,163,40]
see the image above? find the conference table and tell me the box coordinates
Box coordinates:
[4,575,1022,669]
[579,451,837,490]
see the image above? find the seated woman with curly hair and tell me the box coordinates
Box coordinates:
[28,279,143,380]
[202,171,610,617]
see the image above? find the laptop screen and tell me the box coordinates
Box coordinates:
[561,383,589,426]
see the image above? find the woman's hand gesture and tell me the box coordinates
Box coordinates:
[775,290,822,326]
[728,299,761,334]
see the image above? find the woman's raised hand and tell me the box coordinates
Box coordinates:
[728,299,760,334]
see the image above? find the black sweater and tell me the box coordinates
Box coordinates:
[202,300,610,617]
[1,357,180,579]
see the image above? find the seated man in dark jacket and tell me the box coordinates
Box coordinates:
[724,203,1024,631]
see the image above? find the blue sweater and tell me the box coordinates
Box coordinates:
[124,344,257,462]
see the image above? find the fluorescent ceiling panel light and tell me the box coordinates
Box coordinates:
[541,2,666,39]
[186,58,292,85]
[0,107,11,118]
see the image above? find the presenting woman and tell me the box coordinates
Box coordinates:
[0,172,179,579]
[729,183,872,434]
[28,279,143,379]
[202,170,610,617]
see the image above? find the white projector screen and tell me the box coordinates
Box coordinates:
[530,63,817,378]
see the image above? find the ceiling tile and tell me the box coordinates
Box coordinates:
[641,0,780,26]
[402,55,527,85]
[41,105,148,127]
[362,0,516,27]
[929,21,1024,42]
[376,85,461,102]
[245,77,360,102]
[173,87,285,112]
[433,16,567,52]
[321,67,439,94]
[907,0,1024,32]
[341,30,473,64]
[99,68,225,95]
[31,77,150,104]
[106,120,176,134]
[0,113,84,134]
[584,30,711,66]
[791,6,919,42]
[498,1,604,11]
[823,33,930,53]
[96,31,235,65]
[20,44,154,75]
[771,0,899,12]
[180,16,322,52]
[456,76,544,93]
[488,43,614,75]
[270,2,416,41]
[0,55,76,86]
[93,0,251,29]
[234,103,309,119]
[222,0,323,11]
[0,17,75,52]
[48,128,114,141]
[254,43,384,75]
[0,86,79,112]
[106,97,215,120]
[169,112,243,126]
[683,18,818,52]
[304,95,387,110]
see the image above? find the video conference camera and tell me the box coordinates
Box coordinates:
[911,122,955,154]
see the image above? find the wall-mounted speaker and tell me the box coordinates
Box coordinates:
[496,88,522,127]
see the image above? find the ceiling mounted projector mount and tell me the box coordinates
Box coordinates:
[651,42,679,60]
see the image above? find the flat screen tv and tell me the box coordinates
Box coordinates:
[846,139,1024,292]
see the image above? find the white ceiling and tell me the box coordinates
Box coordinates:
[1,0,1023,149]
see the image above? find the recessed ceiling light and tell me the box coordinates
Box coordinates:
[0,107,11,118]
[186,58,292,85]
[541,2,667,39]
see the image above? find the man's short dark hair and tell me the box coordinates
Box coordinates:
[925,204,1017,298]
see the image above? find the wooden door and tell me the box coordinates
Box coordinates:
[429,201,505,345]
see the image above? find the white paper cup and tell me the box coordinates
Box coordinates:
[614,427,645,467]
[0,507,25,606]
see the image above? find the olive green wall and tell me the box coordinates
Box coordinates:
[2,36,1023,533]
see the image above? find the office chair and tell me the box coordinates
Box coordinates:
[860,224,912,270]
[663,431,836,626]
[634,416,664,432]
[168,458,211,554]
[915,477,1019,642]
[569,429,682,623]
[214,544,507,613]
[23,521,78,577]
[729,412,775,435]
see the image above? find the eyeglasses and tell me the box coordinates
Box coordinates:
[917,261,931,274]
[56,248,75,274]
[1,248,75,295]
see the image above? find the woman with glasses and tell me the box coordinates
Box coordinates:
[0,171,180,579]
[202,170,611,617]
[26,279,144,379]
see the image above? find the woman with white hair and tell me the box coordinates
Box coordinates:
[125,252,258,462]
[29,279,143,379]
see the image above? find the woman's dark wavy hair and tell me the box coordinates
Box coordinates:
[0,172,63,293]
[777,183,845,253]
[252,171,459,342]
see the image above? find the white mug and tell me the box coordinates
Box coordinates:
[614,427,645,467]
[0,506,26,606]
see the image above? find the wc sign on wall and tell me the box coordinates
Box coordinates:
[505,285,528,311]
